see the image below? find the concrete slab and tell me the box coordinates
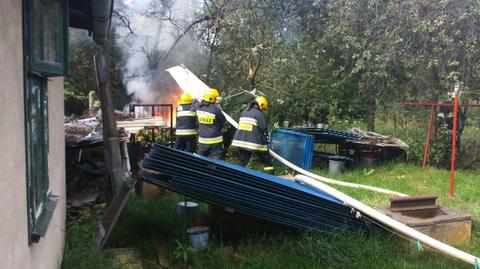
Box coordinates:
[378,207,472,246]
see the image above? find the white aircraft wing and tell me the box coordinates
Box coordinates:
[166,65,210,101]
[166,65,239,128]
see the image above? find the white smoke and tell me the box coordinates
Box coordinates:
[114,0,205,104]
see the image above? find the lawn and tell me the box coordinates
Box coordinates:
[62,163,480,269]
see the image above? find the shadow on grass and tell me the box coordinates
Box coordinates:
[63,187,472,269]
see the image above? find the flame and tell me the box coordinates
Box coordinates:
[151,90,181,126]
[169,91,181,126]
[136,89,181,127]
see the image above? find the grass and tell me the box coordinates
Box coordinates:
[62,211,120,269]
[62,163,480,269]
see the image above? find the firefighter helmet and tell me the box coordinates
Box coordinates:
[179,92,192,104]
[255,96,268,110]
[203,88,220,103]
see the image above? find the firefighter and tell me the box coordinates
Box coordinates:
[196,88,226,160]
[174,92,197,153]
[231,96,274,173]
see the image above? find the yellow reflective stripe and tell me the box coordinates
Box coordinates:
[239,123,253,131]
[176,129,197,135]
[231,140,268,151]
[197,111,216,117]
[177,111,196,117]
[239,117,258,126]
[199,136,223,144]
[197,111,216,124]
[263,166,274,171]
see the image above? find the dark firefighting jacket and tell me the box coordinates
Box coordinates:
[175,104,197,136]
[195,100,226,144]
[231,103,268,151]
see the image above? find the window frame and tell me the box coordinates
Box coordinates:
[25,75,53,244]
[23,0,68,244]
[26,0,68,76]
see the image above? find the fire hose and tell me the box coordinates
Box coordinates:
[222,114,408,197]
[295,174,480,266]
[225,113,479,266]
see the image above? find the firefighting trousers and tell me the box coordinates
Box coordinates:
[237,149,274,174]
[174,135,197,153]
[197,143,224,160]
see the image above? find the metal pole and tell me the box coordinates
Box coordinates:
[94,53,124,194]
[422,105,436,168]
[170,104,174,147]
[449,94,459,197]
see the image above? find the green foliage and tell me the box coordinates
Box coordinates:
[62,211,119,269]
[65,30,130,116]
[64,166,480,269]
[173,239,198,265]
[195,0,480,130]
[64,41,97,116]
[134,127,172,147]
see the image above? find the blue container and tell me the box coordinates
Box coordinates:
[269,129,314,171]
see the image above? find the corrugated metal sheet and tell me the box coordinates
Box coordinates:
[141,144,371,233]
[288,127,362,143]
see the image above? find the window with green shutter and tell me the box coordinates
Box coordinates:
[24,0,66,243]
[26,0,68,76]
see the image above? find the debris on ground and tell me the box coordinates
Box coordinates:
[351,128,409,150]
[104,248,144,269]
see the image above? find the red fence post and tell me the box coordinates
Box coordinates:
[422,105,436,168]
[449,94,459,197]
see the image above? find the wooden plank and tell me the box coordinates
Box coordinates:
[96,178,136,249]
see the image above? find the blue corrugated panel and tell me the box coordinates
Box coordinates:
[141,144,371,234]
[270,129,314,171]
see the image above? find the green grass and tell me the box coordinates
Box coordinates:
[62,212,120,269]
[63,164,480,269]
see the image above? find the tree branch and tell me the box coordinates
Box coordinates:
[160,15,211,63]
[113,10,134,34]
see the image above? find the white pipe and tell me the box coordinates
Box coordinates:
[269,150,408,197]
[222,114,405,197]
[222,110,239,129]
[294,174,479,266]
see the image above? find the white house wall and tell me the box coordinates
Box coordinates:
[0,0,66,268]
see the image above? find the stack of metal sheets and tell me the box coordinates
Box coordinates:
[288,127,362,143]
[141,144,371,233]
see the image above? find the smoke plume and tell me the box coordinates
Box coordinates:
[114,0,206,105]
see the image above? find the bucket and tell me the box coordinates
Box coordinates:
[328,160,345,174]
[317,123,329,129]
[176,201,198,219]
[186,226,210,249]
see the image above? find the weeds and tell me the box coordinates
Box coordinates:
[62,211,119,269]
[63,164,480,269]
[173,239,198,266]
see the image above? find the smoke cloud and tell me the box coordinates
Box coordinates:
[114,0,206,105]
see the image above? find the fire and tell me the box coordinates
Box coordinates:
[130,90,182,127]
[151,90,181,126]
[169,91,181,126]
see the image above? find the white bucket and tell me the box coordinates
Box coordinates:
[176,201,198,218]
[186,226,210,249]
[328,160,345,174]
